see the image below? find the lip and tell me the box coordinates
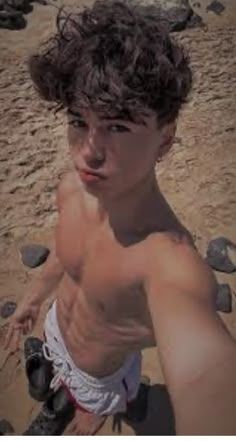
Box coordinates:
[79,169,107,183]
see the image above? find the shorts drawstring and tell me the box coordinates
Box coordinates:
[43,341,75,392]
[43,301,141,415]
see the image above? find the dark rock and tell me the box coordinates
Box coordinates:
[155,1,203,32]
[185,12,204,28]
[5,0,47,13]
[0,419,14,435]
[0,7,22,16]
[206,0,225,15]
[156,0,190,8]
[165,6,192,32]
[216,284,232,314]
[20,244,50,268]
[33,0,47,4]
[0,10,26,29]
[0,301,17,318]
[0,0,49,30]
[206,237,236,273]
[5,0,31,13]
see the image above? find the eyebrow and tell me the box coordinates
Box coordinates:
[68,109,147,126]
[103,114,147,126]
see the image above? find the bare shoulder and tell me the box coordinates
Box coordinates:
[56,171,82,211]
[145,231,217,303]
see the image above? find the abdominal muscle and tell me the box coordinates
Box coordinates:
[55,273,155,378]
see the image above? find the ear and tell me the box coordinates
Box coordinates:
[156,121,177,162]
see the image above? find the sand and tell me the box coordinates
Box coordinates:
[0,0,236,434]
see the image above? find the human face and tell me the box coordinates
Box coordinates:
[67,108,170,199]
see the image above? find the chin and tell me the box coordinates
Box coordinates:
[80,180,105,196]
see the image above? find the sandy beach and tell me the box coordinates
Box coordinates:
[0,0,236,434]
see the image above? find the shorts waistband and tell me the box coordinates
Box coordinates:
[44,301,140,389]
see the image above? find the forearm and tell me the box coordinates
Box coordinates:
[173,347,236,435]
[23,243,64,307]
[149,290,236,434]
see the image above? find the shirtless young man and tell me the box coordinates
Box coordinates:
[5,0,236,435]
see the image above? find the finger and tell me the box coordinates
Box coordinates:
[22,319,30,335]
[22,325,28,335]
[11,328,22,353]
[4,324,14,350]
[28,318,33,332]
[23,318,32,335]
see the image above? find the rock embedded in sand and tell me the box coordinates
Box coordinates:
[152,0,203,31]
[216,284,232,314]
[5,0,32,13]
[0,9,26,29]
[155,0,190,7]
[33,0,48,4]
[185,10,203,28]
[206,0,225,15]
[0,0,47,29]
[0,301,17,318]
[206,237,236,273]
[20,244,50,268]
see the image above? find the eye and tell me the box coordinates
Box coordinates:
[69,119,88,129]
[108,124,130,133]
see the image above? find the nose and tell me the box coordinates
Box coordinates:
[82,129,105,169]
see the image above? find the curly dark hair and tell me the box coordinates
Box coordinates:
[29,0,192,125]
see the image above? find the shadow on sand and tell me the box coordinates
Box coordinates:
[112,383,175,435]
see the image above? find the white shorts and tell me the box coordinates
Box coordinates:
[43,302,142,415]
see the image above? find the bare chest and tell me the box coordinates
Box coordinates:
[56,208,150,322]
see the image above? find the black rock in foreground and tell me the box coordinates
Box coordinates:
[0,9,26,29]
[0,301,17,318]
[206,237,236,273]
[216,283,232,314]
[206,0,225,15]
[20,244,50,268]
[0,0,47,30]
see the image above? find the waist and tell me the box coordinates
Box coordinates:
[45,302,133,378]
[55,297,155,374]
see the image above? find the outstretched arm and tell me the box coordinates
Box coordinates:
[4,175,69,352]
[145,236,236,435]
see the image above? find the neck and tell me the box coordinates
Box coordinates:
[98,171,165,240]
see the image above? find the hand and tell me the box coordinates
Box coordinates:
[4,300,40,353]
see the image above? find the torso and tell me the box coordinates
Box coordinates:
[54,172,193,377]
